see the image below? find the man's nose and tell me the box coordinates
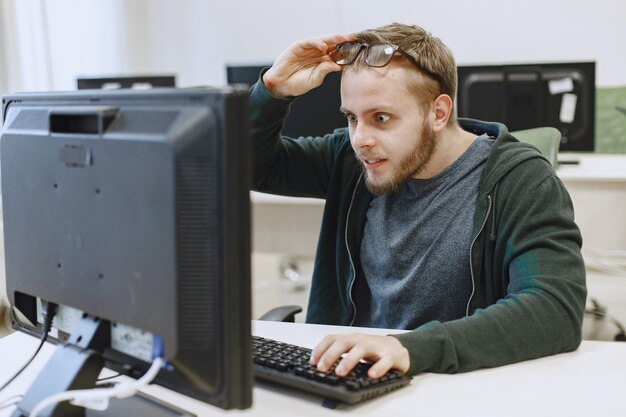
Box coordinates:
[351,123,375,149]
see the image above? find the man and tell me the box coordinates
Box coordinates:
[250,23,586,379]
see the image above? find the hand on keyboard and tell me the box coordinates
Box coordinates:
[311,333,410,379]
[253,335,412,405]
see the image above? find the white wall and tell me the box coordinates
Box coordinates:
[2,0,626,95]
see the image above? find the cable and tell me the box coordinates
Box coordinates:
[29,356,164,417]
[0,395,23,411]
[95,373,121,384]
[0,302,57,393]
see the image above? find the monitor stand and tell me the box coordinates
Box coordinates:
[11,316,193,417]
[87,391,195,417]
[12,315,108,417]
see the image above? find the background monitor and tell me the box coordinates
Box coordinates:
[77,75,176,90]
[457,61,595,151]
[227,64,346,137]
[1,86,252,413]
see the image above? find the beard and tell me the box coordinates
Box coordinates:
[362,121,437,196]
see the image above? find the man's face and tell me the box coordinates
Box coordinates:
[340,65,436,196]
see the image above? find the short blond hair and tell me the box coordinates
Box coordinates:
[353,23,458,123]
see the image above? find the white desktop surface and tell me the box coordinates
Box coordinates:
[1,321,625,417]
[557,153,626,182]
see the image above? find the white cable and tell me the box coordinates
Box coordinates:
[29,357,164,417]
[0,395,23,411]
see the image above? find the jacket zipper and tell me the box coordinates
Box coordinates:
[345,174,362,326]
[466,194,492,317]
[489,183,499,241]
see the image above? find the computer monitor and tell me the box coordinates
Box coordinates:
[457,61,595,151]
[1,86,252,415]
[76,75,176,90]
[226,64,346,137]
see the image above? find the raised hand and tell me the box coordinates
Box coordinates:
[262,33,354,99]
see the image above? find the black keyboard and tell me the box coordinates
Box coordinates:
[252,335,412,406]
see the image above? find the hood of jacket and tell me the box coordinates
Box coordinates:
[458,118,551,195]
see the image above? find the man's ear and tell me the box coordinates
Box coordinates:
[432,94,453,133]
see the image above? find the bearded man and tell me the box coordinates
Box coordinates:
[250,23,586,379]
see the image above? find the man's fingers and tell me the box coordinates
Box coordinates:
[316,337,352,372]
[295,37,332,54]
[310,334,335,365]
[295,33,352,55]
[367,356,394,379]
[335,344,366,376]
[263,32,355,98]
[324,33,357,48]
[311,334,411,378]
[309,61,342,85]
[304,33,356,51]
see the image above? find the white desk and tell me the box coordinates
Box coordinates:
[1,321,625,417]
[556,154,626,254]
[557,153,626,182]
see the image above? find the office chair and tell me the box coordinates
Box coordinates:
[258,305,303,322]
[510,127,561,168]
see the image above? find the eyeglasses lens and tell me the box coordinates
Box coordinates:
[334,42,362,65]
[365,43,396,67]
[334,42,399,67]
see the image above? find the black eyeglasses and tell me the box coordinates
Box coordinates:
[332,41,443,87]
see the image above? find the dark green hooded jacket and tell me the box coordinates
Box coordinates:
[250,79,587,376]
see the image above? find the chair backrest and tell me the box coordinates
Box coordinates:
[510,127,561,168]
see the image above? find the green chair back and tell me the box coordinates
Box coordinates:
[511,127,561,168]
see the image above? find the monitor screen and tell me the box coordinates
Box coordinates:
[457,62,595,151]
[1,87,252,413]
[227,64,346,138]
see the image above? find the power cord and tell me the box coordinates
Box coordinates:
[0,395,24,411]
[29,356,164,417]
[95,373,122,384]
[0,304,165,416]
[0,301,58,393]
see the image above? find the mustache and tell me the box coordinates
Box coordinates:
[356,151,389,161]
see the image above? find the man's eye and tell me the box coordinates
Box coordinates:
[345,114,358,123]
[375,114,390,122]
